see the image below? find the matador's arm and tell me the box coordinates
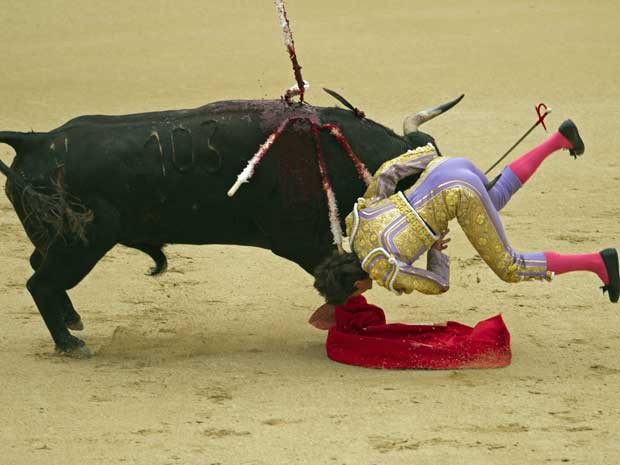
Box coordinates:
[363,143,439,200]
[392,249,450,295]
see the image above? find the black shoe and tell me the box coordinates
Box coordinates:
[559,119,585,158]
[600,248,619,303]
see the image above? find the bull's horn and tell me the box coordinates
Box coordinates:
[403,94,465,134]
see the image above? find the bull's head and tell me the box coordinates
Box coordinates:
[402,94,465,153]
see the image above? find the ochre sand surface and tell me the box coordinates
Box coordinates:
[1,1,619,464]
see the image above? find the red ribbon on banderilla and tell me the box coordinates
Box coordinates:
[485,103,552,175]
[226,118,372,253]
[227,1,372,253]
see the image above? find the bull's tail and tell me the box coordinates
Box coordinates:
[0,131,26,149]
[121,242,169,276]
[0,131,27,189]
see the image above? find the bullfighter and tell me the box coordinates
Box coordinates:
[312,119,619,322]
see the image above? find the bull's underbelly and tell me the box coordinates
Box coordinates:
[115,199,271,247]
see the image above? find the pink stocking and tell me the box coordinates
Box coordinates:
[544,251,608,284]
[509,132,574,184]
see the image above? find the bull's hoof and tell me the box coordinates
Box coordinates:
[66,319,84,331]
[55,336,92,359]
[55,344,92,359]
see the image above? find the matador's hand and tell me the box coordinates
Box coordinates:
[432,229,451,251]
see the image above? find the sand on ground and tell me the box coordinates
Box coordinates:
[1,1,619,464]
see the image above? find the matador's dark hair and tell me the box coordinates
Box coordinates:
[313,251,368,305]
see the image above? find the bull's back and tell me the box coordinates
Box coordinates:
[7,100,412,245]
[49,99,331,199]
[41,101,318,242]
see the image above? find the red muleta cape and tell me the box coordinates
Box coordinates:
[325,295,511,369]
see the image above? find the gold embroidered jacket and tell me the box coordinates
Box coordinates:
[345,144,450,295]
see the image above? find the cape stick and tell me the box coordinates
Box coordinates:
[485,104,551,175]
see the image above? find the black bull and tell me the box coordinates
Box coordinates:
[0,97,459,355]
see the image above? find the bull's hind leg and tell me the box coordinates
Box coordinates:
[30,250,83,330]
[26,198,120,356]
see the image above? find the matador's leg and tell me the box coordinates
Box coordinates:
[481,120,584,211]
[508,119,584,184]
[406,157,549,282]
[404,157,613,290]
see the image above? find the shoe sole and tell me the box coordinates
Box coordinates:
[601,248,619,303]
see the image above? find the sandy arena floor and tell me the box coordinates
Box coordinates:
[1,1,619,464]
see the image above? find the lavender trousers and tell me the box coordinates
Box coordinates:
[404,157,550,282]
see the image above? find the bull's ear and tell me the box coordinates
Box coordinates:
[404,131,437,151]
